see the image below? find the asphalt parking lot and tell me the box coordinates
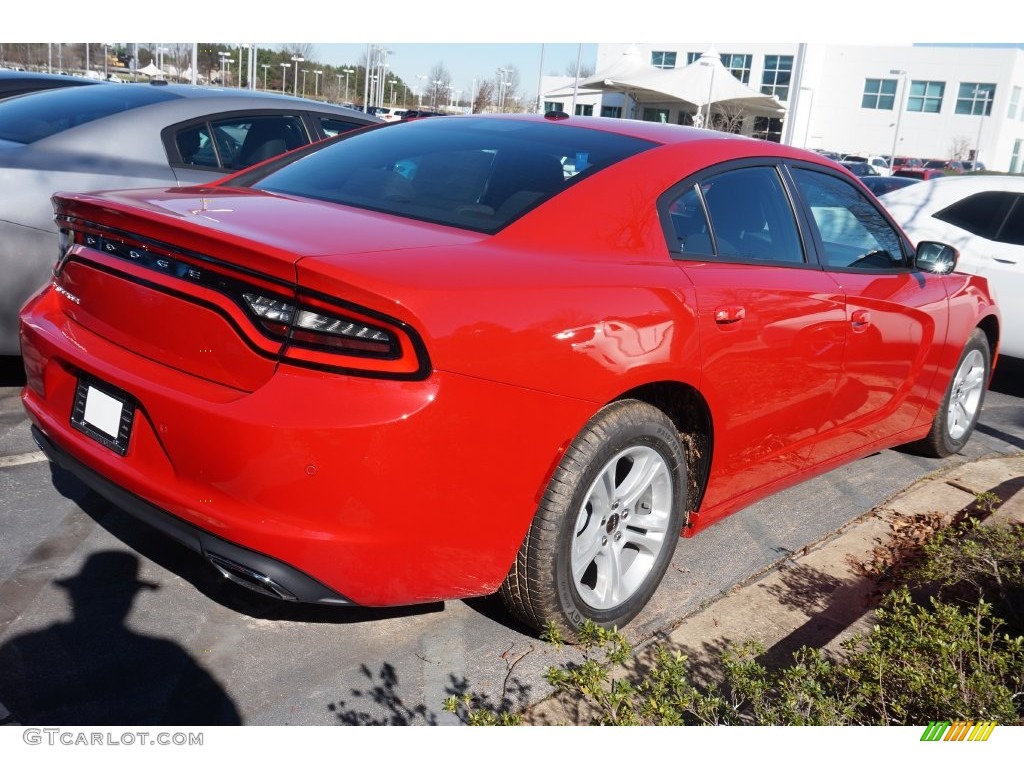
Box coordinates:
[1,354,1022,726]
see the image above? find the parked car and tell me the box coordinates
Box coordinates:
[401,109,445,119]
[20,115,999,636]
[840,160,880,177]
[0,82,380,354]
[881,175,1022,358]
[924,159,965,174]
[961,161,987,172]
[859,175,921,197]
[894,168,946,181]
[0,69,100,99]
[891,156,923,174]
[842,154,891,176]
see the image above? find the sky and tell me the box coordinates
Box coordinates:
[306,43,597,102]
[8,0,1019,82]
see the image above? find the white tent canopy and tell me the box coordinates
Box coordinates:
[136,61,163,78]
[577,46,785,123]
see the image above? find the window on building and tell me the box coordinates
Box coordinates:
[720,53,752,84]
[862,78,897,110]
[642,107,670,123]
[600,105,622,118]
[544,101,564,113]
[651,51,677,70]
[956,83,996,115]
[686,52,702,65]
[907,81,944,113]
[761,55,793,101]
[1012,139,1022,175]
[752,116,783,143]
[574,104,593,116]
[1009,87,1021,120]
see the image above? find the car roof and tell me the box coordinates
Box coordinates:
[0,69,100,98]
[876,174,1024,216]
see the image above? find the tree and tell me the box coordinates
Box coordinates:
[565,60,595,78]
[473,80,496,113]
[427,61,452,109]
[948,136,972,161]
[711,103,750,135]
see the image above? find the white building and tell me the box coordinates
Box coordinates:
[544,43,1024,173]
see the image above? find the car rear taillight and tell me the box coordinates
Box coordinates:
[242,292,398,358]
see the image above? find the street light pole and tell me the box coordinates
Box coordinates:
[279,63,289,93]
[343,69,354,103]
[889,70,907,173]
[261,63,269,91]
[417,75,426,108]
[389,79,397,105]
[973,87,991,167]
[314,70,323,97]
[291,55,303,96]
[219,51,232,86]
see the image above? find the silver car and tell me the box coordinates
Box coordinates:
[0,83,380,354]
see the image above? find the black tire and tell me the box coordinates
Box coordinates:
[501,400,686,638]
[912,329,991,458]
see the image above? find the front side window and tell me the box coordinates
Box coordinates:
[907,80,944,113]
[956,83,996,116]
[663,166,804,264]
[761,55,793,101]
[651,51,677,69]
[862,78,897,110]
[791,169,906,271]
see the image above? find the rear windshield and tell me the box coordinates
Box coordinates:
[243,117,656,233]
[0,84,180,143]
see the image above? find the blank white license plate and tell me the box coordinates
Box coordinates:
[71,377,136,455]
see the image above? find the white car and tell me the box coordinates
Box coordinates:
[842,154,891,176]
[881,175,1023,358]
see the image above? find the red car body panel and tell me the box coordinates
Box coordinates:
[19,116,1001,608]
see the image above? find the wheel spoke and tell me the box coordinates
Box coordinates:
[617,451,666,511]
[572,526,604,583]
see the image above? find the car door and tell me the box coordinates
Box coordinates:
[662,164,847,509]
[787,165,951,459]
[930,190,1024,357]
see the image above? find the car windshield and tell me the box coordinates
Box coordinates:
[0,84,180,143]
[242,117,657,233]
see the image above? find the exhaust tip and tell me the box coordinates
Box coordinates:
[206,552,298,601]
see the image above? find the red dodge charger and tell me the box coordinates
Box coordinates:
[19,115,1000,635]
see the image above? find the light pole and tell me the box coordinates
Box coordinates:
[389,79,397,105]
[301,69,309,96]
[343,69,354,103]
[888,70,907,173]
[279,63,289,93]
[416,74,426,108]
[973,87,991,167]
[432,80,442,110]
[699,59,716,129]
[314,70,323,98]
[102,43,108,80]
[261,63,269,90]
[291,55,303,96]
[219,51,232,86]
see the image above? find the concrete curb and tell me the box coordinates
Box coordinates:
[527,452,1024,724]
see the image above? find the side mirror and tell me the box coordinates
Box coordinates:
[915,241,958,274]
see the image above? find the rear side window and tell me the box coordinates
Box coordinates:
[0,85,179,143]
[174,115,308,171]
[664,166,804,264]
[242,117,655,233]
[934,191,1016,240]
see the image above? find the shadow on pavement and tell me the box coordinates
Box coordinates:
[50,464,445,625]
[0,356,26,388]
[0,550,241,725]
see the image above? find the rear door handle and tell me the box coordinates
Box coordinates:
[714,305,746,324]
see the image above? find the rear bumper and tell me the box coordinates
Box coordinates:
[19,285,596,606]
[32,424,353,604]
